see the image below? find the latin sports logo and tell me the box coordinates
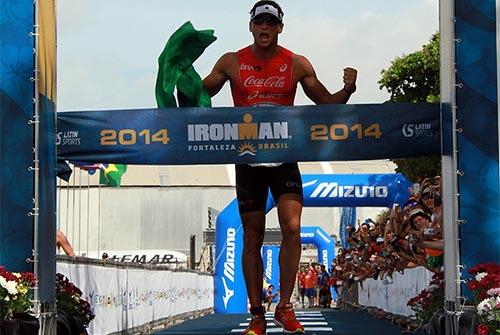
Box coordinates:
[402,123,433,138]
[57,131,81,146]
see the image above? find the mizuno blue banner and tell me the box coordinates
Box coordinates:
[57,103,440,164]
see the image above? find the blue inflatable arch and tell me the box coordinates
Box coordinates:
[214,173,411,313]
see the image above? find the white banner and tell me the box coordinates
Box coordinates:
[57,262,213,335]
[357,267,433,316]
[57,263,128,334]
[198,274,212,310]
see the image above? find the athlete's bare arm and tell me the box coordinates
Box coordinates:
[203,52,237,97]
[294,55,357,105]
[56,229,75,256]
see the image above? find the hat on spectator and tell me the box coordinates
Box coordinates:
[362,218,375,230]
[421,185,438,197]
[408,208,431,227]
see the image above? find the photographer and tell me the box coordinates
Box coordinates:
[407,208,444,272]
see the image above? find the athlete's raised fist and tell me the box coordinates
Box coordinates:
[343,67,357,94]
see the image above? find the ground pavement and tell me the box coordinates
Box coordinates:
[154,308,405,335]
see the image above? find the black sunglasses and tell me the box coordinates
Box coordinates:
[252,16,280,26]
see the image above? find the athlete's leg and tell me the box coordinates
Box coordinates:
[236,164,268,311]
[275,193,303,307]
[241,211,266,309]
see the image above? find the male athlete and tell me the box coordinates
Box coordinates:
[203,1,357,334]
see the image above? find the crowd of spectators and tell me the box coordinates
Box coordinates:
[330,176,444,295]
[292,176,444,309]
[296,263,333,308]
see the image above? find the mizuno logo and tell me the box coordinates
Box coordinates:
[322,250,329,267]
[222,228,236,308]
[309,182,388,198]
[222,277,234,308]
[265,249,273,280]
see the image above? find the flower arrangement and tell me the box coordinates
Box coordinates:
[467,263,500,335]
[0,266,35,319]
[56,273,94,327]
[407,271,445,324]
[1,267,94,330]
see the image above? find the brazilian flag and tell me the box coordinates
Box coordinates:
[99,164,127,187]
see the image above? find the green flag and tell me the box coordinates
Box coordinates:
[155,21,217,108]
[99,164,127,187]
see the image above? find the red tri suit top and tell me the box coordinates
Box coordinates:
[231,45,297,107]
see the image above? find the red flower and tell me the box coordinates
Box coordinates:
[476,324,489,335]
[20,272,36,286]
[0,268,17,282]
[468,280,479,291]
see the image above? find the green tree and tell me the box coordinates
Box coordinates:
[378,32,441,182]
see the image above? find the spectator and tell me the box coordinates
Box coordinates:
[326,175,445,298]
[304,263,317,308]
[297,267,306,308]
[318,284,332,308]
[263,284,279,311]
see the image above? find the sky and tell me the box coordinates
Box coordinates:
[56,0,439,111]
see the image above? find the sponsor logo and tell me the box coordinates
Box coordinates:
[322,250,329,267]
[111,253,180,264]
[187,114,290,157]
[265,249,273,280]
[240,63,262,72]
[300,232,315,238]
[247,92,284,101]
[402,123,433,138]
[188,114,288,142]
[222,228,236,308]
[238,143,257,156]
[279,63,288,72]
[286,181,300,188]
[243,75,286,88]
[57,131,80,146]
[222,277,234,308]
[309,182,388,198]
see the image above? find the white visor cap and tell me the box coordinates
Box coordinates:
[251,4,283,21]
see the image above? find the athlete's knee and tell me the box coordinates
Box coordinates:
[280,221,301,240]
[243,231,264,252]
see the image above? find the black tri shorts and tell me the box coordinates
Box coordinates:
[235,162,303,213]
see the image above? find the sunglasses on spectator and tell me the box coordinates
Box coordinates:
[252,16,281,26]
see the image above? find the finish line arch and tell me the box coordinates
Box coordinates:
[214,173,411,313]
[2,1,499,332]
